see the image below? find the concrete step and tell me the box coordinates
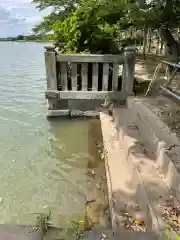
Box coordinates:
[127,96,180,200]
[100,113,158,238]
[111,106,180,239]
[83,228,156,239]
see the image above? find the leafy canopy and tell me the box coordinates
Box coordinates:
[32,0,180,53]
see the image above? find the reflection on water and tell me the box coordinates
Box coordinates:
[0,42,108,227]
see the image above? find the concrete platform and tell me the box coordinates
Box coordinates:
[100,96,180,239]
[127,96,180,199]
[83,228,156,240]
[0,225,39,240]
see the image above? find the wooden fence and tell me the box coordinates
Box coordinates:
[44,46,136,117]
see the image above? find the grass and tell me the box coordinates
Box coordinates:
[32,210,51,240]
[165,228,180,240]
[33,210,87,239]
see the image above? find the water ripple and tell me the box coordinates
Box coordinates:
[0,42,93,226]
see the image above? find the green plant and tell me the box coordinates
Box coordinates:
[34,209,51,240]
[71,220,84,239]
[97,142,108,160]
[165,228,180,240]
[101,97,114,116]
[63,219,85,239]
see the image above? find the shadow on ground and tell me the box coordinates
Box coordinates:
[112,108,180,238]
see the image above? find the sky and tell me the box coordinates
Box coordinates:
[0,0,51,37]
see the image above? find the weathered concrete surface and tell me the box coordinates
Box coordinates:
[113,106,180,236]
[0,225,39,240]
[47,99,104,117]
[0,224,63,240]
[83,228,156,240]
[100,112,157,238]
[0,224,103,240]
[100,112,139,231]
[127,96,180,200]
[100,102,180,239]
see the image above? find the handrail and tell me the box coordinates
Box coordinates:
[162,60,180,69]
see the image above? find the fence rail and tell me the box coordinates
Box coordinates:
[44,45,136,117]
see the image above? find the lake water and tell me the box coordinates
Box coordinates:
[0,42,108,229]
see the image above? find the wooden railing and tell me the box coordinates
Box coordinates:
[44,45,136,117]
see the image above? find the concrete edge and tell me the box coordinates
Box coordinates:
[100,112,118,232]
[127,97,180,199]
[113,108,179,239]
[47,110,100,118]
[112,108,162,233]
[127,96,180,146]
[100,109,165,238]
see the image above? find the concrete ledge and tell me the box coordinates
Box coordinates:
[127,97,180,200]
[47,109,99,118]
[100,112,119,232]
[113,107,159,232]
[0,224,62,240]
[46,90,126,100]
[112,107,179,239]
[83,229,156,240]
[59,91,126,100]
[47,109,70,118]
[100,112,157,237]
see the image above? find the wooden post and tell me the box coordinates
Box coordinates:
[122,46,136,96]
[44,45,58,110]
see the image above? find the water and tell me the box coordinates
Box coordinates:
[0,42,108,228]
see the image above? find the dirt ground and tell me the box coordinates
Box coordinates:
[134,53,166,95]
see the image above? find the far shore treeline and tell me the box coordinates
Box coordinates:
[0,34,54,42]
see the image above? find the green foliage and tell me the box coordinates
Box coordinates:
[35,210,51,240]
[52,11,81,53]
[32,0,123,53]
[71,220,84,238]
[32,0,180,53]
[51,5,121,53]
[165,228,180,240]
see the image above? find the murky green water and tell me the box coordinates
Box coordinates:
[0,42,109,228]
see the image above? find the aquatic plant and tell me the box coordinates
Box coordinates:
[71,220,84,239]
[101,97,114,116]
[34,209,51,240]
[97,142,108,160]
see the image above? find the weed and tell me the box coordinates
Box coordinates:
[165,228,180,240]
[101,97,114,116]
[34,209,51,240]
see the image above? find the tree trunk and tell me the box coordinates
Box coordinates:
[143,27,148,57]
[129,28,133,39]
[160,40,164,54]
[134,28,137,45]
[160,27,180,60]
[147,28,152,53]
[139,30,142,50]
[160,27,180,78]
[156,34,160,54]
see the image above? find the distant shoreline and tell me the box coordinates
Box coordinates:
[0,40,54,43]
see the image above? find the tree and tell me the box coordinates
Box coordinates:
[32,0,180,57]
[33,0,123,53]
[125,0,180,59]
[17,35,24,40]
